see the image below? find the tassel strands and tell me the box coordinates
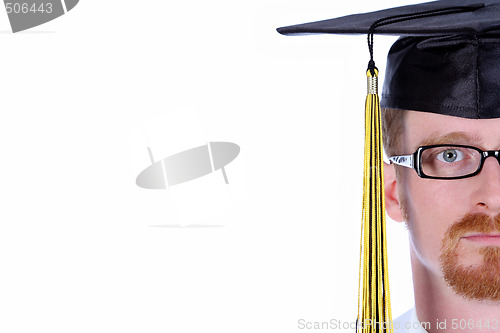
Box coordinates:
[356,69,393,333]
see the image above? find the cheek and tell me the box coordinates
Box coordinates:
[402,176,467,269]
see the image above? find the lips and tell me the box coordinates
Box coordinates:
[462,233,500,246]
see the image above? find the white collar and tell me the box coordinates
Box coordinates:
[410,307,429,333]
[394,308,429,333]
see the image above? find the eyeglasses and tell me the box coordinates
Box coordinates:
[389,144,500,180]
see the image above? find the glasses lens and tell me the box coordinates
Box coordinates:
[421,146,481,178]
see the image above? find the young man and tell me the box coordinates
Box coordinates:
[279,1,500,332]
[384,110,500,333]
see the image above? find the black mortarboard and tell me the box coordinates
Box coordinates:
[278,0,500,119]
[277,1,500,331]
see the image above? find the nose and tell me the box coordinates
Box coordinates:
[473,156,500,213]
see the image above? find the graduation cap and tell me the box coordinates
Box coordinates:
[277,0,500,331]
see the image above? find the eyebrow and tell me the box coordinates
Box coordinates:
[416,132,481,149]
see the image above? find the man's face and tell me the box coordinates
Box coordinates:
[396,111,500,300]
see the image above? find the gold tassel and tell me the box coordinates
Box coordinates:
[357,69,393,333]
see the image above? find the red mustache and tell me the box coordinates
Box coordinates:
[440,213,500,301]
[442,213,500,251]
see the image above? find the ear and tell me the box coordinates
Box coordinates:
[384,162,404,222]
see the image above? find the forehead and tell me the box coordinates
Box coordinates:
[404,111,500,151]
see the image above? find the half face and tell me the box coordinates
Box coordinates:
[391,111,500,300]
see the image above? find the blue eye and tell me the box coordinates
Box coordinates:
[436,149,464,163]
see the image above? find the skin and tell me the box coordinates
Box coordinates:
[384,111,500,333]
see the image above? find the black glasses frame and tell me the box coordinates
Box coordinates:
[389,144,500,180]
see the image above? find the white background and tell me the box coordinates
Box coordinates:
[0,0,422,332]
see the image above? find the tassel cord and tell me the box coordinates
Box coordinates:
[367,4,483,75]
